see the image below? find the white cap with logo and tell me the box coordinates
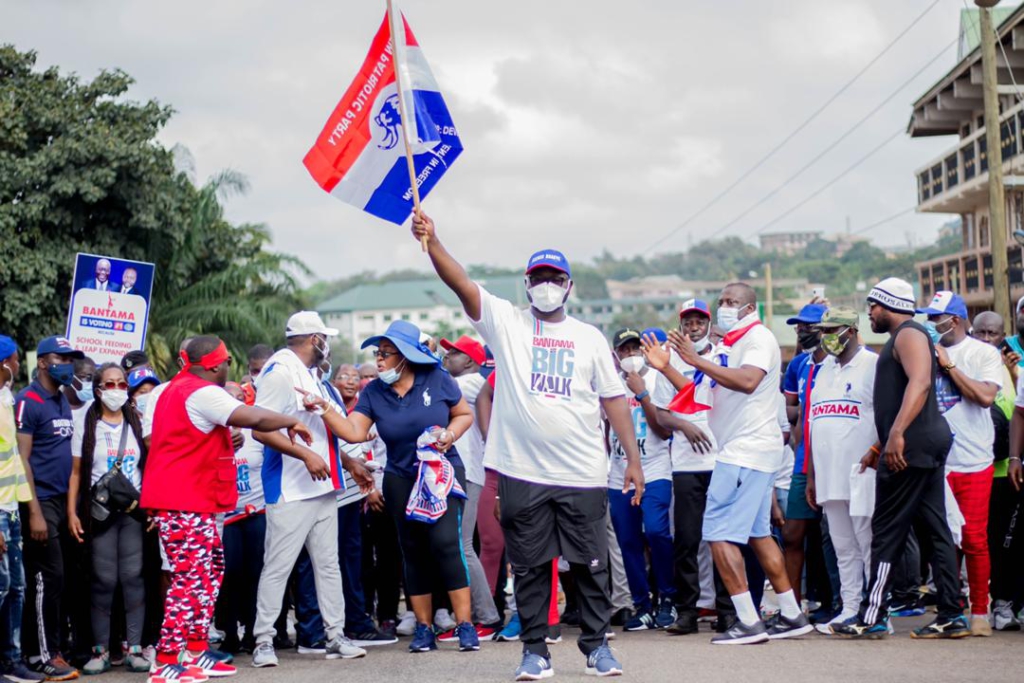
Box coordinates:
[285,311,339,337]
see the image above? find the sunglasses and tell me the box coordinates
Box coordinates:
[373,349,401,360]
[101,380,129,390]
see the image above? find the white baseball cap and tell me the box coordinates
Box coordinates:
[285,311,338,337]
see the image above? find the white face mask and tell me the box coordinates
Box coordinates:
[528,283,568,313]
[717,305,749,332]
[100,389,129,412]
[693,332,712,352]
[1,363,12,391]
[380,359,406,385]
[619,356,645,374]
[134,393,150,414]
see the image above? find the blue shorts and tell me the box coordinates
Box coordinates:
[702,462,775,544]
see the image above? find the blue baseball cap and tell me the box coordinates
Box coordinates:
[128,367,161,391]
[36,335,84,359]
[525,249,571,279]
[0,335,16,360]
[916,291,968,319]
[642,327,668,343]
[786,304,827,326]
[679,299,711,319]
[361,320,440,366]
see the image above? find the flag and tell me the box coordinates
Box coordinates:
[303,8,463,225]
[666,321,764,414]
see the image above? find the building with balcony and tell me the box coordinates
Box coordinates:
[912,5,1024,310]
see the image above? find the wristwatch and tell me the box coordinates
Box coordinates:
[942,360,956,370]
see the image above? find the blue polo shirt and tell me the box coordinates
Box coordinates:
[15,380,74,501]
[354,365,463,478]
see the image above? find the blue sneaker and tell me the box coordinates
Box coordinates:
[830,617,889,640]
[623,609,655,632]
[515,652,554,681]
[410,623,437,652]
[654,599,677,629]
[496,613,522,642]
[585,644,622,677]
[456,622,480,652]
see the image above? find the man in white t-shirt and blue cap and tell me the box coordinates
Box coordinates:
[412,213,643,680]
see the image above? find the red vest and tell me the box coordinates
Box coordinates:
[140,372,237,513]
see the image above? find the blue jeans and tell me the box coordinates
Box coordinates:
[608,480,674,610]
[0,510,24,662]
[294,503,375,645]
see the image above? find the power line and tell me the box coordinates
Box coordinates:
[640,0,944,255]
[711,35,958,240]
[851,206,917,236]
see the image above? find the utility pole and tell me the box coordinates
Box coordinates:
[979,0,1012,326]
[764,262,773,325]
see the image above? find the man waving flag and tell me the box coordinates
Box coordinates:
[303,6,463,225]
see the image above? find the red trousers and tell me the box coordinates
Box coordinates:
[947,467,993,615]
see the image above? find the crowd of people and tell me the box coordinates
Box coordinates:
[0,215,1022,682]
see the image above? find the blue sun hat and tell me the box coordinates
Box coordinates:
[361,320,439,366]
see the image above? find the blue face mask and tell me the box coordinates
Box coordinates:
[48,362,76,387]
[379,360,405,385]
[75,381,93,403]
[923,318,953,345]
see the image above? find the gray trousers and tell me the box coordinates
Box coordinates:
[254,493,345,644]
[463,482,501,625]
[606,512,632,611]
[91,514,145,647]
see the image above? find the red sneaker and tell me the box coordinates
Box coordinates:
[474,624,497,640]
[180,651,236,678]
[147,663,208,683]
[435,628,458,643]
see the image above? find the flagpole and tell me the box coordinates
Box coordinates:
[387,0,428,252]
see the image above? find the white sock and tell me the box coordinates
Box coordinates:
[731,591,760,626]
[777,590,801,620]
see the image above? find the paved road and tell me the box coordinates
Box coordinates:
[104,614,1023,683]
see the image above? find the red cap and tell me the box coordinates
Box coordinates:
[440,335,486,365]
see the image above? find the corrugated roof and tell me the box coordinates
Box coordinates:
[317,275,527,313]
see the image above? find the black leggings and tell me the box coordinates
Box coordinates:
[383,468,469,596]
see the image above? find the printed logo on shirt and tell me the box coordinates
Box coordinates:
[52,418,73,438]
[530,336,575,400]
[934,374,962,415]
[236,458,251,494]
[611,403,648,463]
[810,399,862,420]
[423,388,432,407]
[102,431,137,475]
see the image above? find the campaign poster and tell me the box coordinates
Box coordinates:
[66,253,155,365]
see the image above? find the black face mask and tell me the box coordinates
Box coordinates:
[797,330,820,351]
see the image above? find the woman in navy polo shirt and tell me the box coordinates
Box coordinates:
[308,321,476,654]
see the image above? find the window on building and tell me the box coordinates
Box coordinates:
[401,313,411,321]
[961,123,971,138]
[361,315,374,322]
[419,313,429,321]
[383,314,393,322]
[453,311,463,319]
[980,216,990,249]
[963,213,975,250]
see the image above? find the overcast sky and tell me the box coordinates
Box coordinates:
[8,0,974,282]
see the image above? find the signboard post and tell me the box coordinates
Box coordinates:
[66,253,155,365]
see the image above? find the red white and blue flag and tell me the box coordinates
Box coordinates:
[303,8,463,225]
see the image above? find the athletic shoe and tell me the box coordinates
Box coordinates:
[654,599,677,629]
[409,624,437,653]
[546,625,562,645]
[710,620,769,645]
[815,610,857,635]
[475,624,498,640]
[712,614,737,634]
[32,656,79,681]
[697,609,717,623]
[396,612,417,637]
[970,615,992,637]
[125,647,150,673]
[455,623,480,652]
[807,605,838,625]
[345,629,398,647]
[82,649,109,676]
[434,609,457,632]
[109,646,124,668]
[325,635,366,660]
[993,600,1021,631]
[199,651,232,665]
[830,617,888,639]
[623,610,655,632]
[3,660,47,682]
[379,620,398,640]
[296,641,326,655]
[147,663,204,683]
[180,651,236,678]
[910,615,971,639]
[141,647,157,667]
[207,630,224,646]
[514,653,553,681]
[584,644,622,677]
[271,635,294,651]
[495,614,522,642]
[250,643,277,669]
[889,598,926,617]
[765,612,813,640]
[665,611,698,636]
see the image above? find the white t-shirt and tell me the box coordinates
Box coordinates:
[808,348,879,503]
[142,382,169,439]
[255,349,338,503]
[471,285,623,488]
[775,393,794,491]
[609,370,671,489]
[936,336,1003,473]
[71,411,143,488]
[706,315,784,473]
[454,373,487,487]
[233,428,265,512]
[185,386,242,433]
[652,349,718,472]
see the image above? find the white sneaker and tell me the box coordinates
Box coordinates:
[325,635,367,660]
[142,645,156,666]
[816,609,857,635]
[993,600,1021,631]
[251,642,278,668]
[397,611,417,637]
[434,609,456,632]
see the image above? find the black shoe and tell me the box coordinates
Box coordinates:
[610,607,631,627]
[2,659,46,682]
[273,635,295,650]
[345,629,399,647]
[665,611,698,636]
[379,620,398,640]
[807,605,839,624]
[560,609,580,627]
[711,619,769,645]
[713,614,738,634]
[765,612,814,640]
[910,615,971,640]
